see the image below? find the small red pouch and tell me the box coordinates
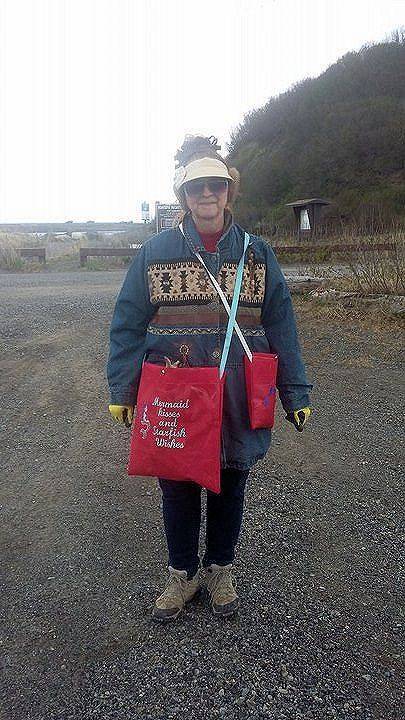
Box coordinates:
[244,352,278,429]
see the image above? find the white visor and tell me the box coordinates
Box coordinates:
[173,157,233,192]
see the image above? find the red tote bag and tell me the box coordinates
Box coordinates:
[244,352,278,429]
[127,362,225,494]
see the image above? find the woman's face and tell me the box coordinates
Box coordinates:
[184,177,229,223]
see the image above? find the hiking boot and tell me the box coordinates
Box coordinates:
[204,563,239,617]
[152,566,200,623]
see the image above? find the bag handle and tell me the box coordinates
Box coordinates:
[178,224,253,373]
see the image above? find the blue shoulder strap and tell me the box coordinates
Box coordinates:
[219,232,250,377]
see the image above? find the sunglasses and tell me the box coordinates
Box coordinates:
[184,178,229,196]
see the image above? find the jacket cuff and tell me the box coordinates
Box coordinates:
[109,386,137,406]
[278,391,312,414]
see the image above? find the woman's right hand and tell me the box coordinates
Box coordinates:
[108,404,134,428]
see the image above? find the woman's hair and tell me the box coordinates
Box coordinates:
[174,135,223,167]
[174,134,240,213]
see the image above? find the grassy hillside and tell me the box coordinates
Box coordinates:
[227,33,405,232]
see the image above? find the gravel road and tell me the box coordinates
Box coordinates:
[1,269,404,720]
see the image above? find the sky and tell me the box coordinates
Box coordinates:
[0,0,404,223]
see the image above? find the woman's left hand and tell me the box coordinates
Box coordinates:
[285,407,311,432]
[109,404,134,428]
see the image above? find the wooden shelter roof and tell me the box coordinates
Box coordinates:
[285,198,331,207]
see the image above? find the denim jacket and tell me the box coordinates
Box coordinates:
[107,210,313,470]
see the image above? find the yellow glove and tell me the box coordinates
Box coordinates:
[109,404,134,428]
[285,407,311,432]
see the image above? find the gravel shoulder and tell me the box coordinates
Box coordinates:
[1,270,404,720]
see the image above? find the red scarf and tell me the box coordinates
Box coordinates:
[197,228,223,253]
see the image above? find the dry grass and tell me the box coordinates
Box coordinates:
[269,229,403,285]
[0,236,25,270]
[0,231,142,270]
[294,294,404,370]
[84,256,132,271]
[288,231,404,296]
[345,232,404,295]
[294,294,404,332]
[0,232,47,270]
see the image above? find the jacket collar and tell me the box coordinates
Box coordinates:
[181,209,234,253]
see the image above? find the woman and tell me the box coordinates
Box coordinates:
[107,135,312,622]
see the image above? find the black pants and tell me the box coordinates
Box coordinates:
[158,468,249,579]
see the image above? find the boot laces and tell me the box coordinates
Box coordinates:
[207,566,236,599]
[164,572,189,604]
